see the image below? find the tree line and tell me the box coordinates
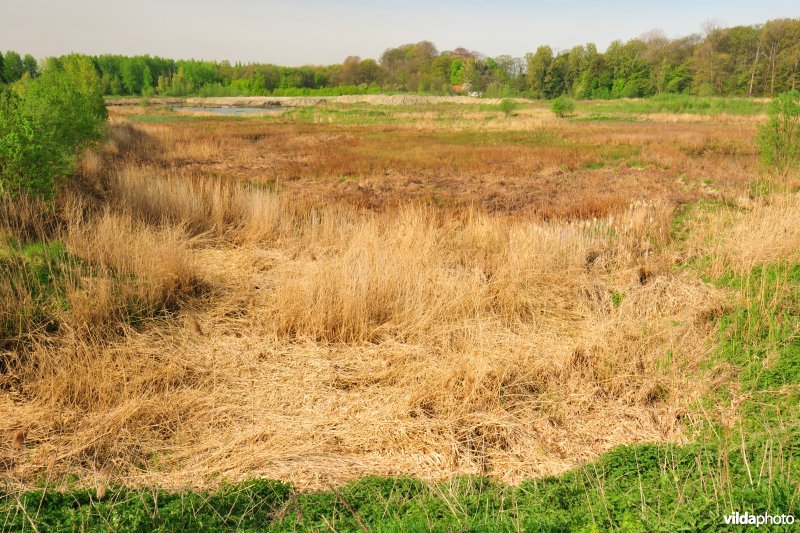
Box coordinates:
[2,18,799,99]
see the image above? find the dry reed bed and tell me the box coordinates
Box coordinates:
[683,193,800,276]
[1,129,739,489]
[111,108,757,218]
[6,112,789,491]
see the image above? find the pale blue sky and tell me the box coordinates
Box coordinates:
[1,0,798,65]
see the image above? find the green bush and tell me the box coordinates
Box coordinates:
[550,96,575,118]
[0,90,67,198]
[498,98,518,117]
[757,91,800,176]
[0,55,106,199]
[21,55,107,151]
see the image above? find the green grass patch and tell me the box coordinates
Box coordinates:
[715,263,800,394]
[3,438,797,531]
[0,240,74,340]
[284,104,405,126]
[599,144,641,163]
[577,94,768,116]
[571,113,640,122]
[670,198,741,244]
[430,130,562,147]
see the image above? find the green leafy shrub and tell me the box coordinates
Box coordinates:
[757,91,800,176]
[550,96,575,118]
[21,55,107,152]
[0,90,67,198]
[611,290,625,307]
[498,98,518,117]
[0,55,106,199]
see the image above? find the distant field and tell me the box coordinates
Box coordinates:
[118,98,758,218]
[3,97,798,531]
[108,92,770,114]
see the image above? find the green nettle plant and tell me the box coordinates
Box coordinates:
[757,91,800,177]
[550,96,575,118]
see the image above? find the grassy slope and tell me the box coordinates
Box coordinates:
[2,200,799,531]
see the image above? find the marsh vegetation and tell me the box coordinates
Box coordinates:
[1,86,800,529]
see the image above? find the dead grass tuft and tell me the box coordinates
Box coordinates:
[688,194,800,276]
[62,206,204,329]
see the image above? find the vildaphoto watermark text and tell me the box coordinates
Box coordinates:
[723,512,795,527]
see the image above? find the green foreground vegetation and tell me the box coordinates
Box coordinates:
[1,54,108,343]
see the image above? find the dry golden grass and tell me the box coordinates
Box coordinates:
[1,105,784,491]
[683,193,800,276]
[62,208,202,328]
[0,168,204,348]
